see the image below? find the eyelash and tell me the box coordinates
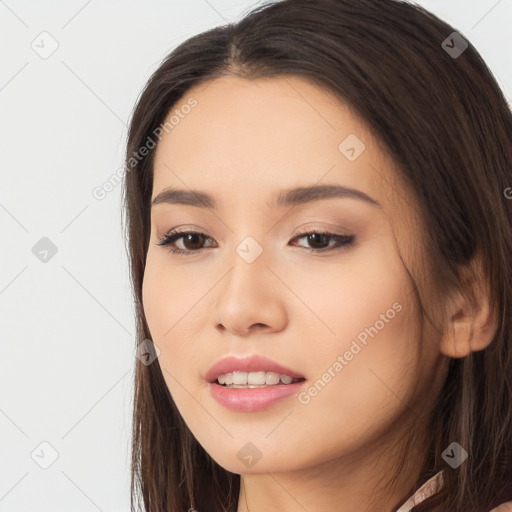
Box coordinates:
[156,228,355,257]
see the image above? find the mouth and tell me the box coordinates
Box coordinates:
[208,372,308,412]
[214,371,306,388]
[204,354,307,395]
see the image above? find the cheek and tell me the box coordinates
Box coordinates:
[287,240,422,430]
[141,251,168,339]
[141,251,186,377]
[294,301,420,467]
[141,249,206,400]
[286,236,416,364]
[141,248,195,340]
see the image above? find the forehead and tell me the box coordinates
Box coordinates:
[152,75,401,212]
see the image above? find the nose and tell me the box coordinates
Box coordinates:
[214,249,288,337]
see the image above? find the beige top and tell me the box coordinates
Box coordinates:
[397,470,512,512]
[396,470,444,511]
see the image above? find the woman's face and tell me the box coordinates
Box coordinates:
[142,75,447,478]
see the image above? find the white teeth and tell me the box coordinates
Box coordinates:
[265,372,280,385]
[280,374,293,384]
[248,371,266,385]
[233,372,247,385]
[216,371,301,387]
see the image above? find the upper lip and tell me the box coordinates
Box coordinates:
[205,355,306,383]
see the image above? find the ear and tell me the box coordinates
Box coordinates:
[439,251,498,359]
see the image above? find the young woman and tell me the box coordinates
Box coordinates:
[121,0,512,510]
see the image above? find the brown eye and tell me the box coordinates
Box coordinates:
[291,231,355,253]
[177,233,208,251]
[156,231,215,256]
[304,233,331,250]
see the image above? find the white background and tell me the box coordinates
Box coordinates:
[1,1,510,510]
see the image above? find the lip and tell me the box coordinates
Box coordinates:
[209,380,307,412]
[204,354,305,383]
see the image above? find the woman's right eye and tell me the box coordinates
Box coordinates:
[156,230,215,256]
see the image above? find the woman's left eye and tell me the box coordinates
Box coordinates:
[156,229,355,256]
[291,231,355,252]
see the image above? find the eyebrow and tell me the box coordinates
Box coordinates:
[151,184,380,209]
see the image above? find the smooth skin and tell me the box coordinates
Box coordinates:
[141,76,496,512]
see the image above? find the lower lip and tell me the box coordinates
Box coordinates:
[208,380,307,412]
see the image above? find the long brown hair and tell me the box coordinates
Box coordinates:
[121,0,512,510]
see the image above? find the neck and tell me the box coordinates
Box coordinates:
[236,412,430,512]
